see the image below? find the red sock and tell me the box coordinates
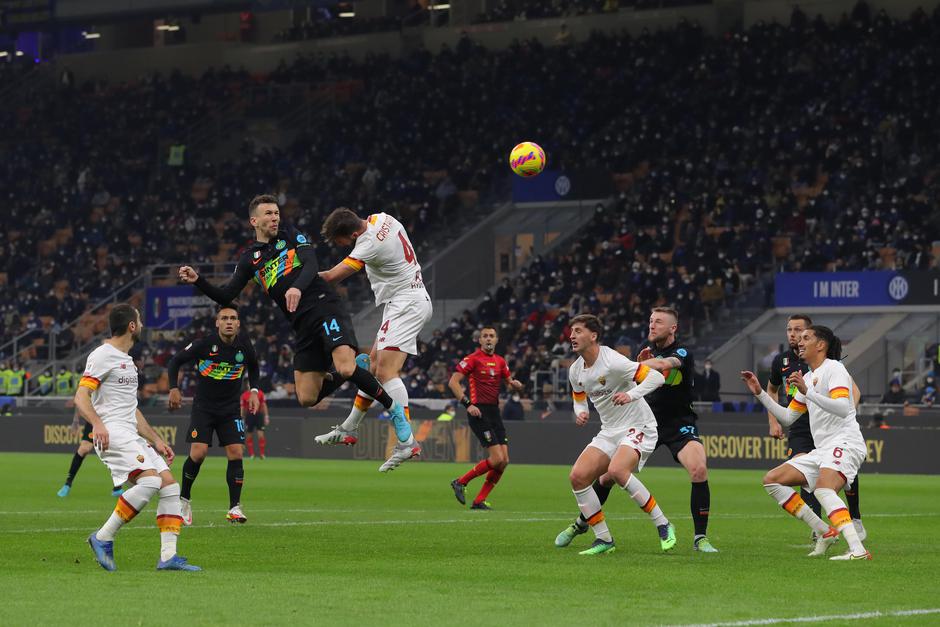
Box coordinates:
[473,469,503,505]
[246,438,255,457]
[458,459,491,486]
[259,438,266,457]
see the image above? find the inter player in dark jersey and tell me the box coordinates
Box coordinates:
[447,327,524,510]
[241,388,269,459]
[167,306,259,525]
[56,414,124,498]
[767,314,866,542]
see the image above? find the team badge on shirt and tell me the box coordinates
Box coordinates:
[136,455,145,462]
[296,234,307,244]
[191,430,198,438]
[782,357,789,367]
[599,376,607,386]
[276,240,286,250]
[235,351,244,363]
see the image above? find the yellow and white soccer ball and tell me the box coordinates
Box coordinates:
[509,141,546,177]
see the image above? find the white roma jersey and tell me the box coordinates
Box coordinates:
[789,358,866,452]
[568,346,659,431]
[79,342,140,435]
[342,212,428,305]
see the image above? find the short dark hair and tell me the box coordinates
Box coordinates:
[808,325,843,360]
[788,314,813,326]
[248,194,278,217]
[570,314,602,338]
[321,207,363,241]
[217,306,239,318]
[480,326,498,335]
[109,304,139,337]
[651,307,679,323]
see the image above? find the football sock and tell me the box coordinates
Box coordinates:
[156,483,183,562]
[573,485,612,542]
[97,475,161,541]
[180,457,202,500]
[625,475,669,527]
[815,487,866,554]
[347,367,396,409]
[691,480,711,537]
[844,476,861,520]
[458,459,491,485]
[473,469,503,505]
[313,369,346,404]
[226,459,244,509]
[65,452,86,487]
[246,438,255,457]
[577,479,612,527]
[259,437,266,458]
[383,377,414,443]
[764,483,830,535]
[340,393,375,431]
[801,487,822,518]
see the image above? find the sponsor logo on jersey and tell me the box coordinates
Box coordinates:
[677,348,688,357]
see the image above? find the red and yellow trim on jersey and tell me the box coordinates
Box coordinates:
[641,496,658,514]
[114,496,140,522]
[633,364,651,383]
[367,214,379,225]
[829,386,850,400]
[788,398,808,413]
[342,256,365,271]
[156,514,183,534]
[78,376,100,391]
[782,493,805,516]
[586,511,605,526]
[828,507,851,528]
[572,391,587,403]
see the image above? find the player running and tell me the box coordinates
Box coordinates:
[555,314,674,556]
[57,413,125,498]
[77,304,200,571]
[314,208,431,471]
[178,195,413,470]
[447,326,524,510]
[767,314,866,543]
[167,306,259,525]
[743,325,871,560]
[242,388,270,459]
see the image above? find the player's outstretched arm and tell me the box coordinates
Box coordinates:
[765,381,785,439]
[743,370,802,426]
[640,355,682,373]
[319,261,359,284]
[179,260,251,307]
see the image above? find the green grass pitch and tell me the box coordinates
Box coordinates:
[1,452,938,626]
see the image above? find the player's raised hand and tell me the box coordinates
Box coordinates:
[178,266,199,283]
[575,411,589,426]
[467,404,482,417]
[93,425,110,451]
[612,392,634,405]
[285,287,302,313]
[168,388,183,411]
[786,371,808,395]
[636,346,653,362]
[740,371,762,395]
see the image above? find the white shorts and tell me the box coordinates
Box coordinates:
[96,431,169,486]
[785,444,865,491]
[375,296,433,355]
[587,423,658,471]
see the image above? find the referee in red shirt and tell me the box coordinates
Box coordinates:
[448,326,523,510]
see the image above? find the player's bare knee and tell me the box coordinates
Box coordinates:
[335,361,357,379]
[569,469,592,490]
[687,464,708,483]
[297,388,319,407]
[226,445,243,461]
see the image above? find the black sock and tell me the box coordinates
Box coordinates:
[181,456,203,500]
[65,453,86,486]
[801,487,822,518]
[314,370,347,405]
[577,479,613,526]
[347,366,395,408]
[227,459,244,508]
[844,476,861,519]
[691,481,710,537]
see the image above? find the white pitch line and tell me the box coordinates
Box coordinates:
[668,608,940,627]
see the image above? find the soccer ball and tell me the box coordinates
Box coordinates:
[509,141,546,177]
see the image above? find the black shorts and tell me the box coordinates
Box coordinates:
[245,412,265,433]
[786,415,815,458]
[656,418,702,463]
[81,421,94,443]
[468,404,508,448]
[187,407,245,446]
[293,302,359,372]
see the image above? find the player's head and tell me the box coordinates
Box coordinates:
[479,326,498,354]
[248,194,280,240]
[216,306,240,339]
[569,314,601,354]
[799,325,842,363]
[648,307,678,344]
[786,314,812,349]
[109,303,142,342]
[321,207,366,247]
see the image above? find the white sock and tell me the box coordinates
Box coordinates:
[624,475,668,527]
[97,475,161,541]
[383,377,415,445]
[573,485,612,542]
[815,487,866,554]
[341,393,374,431]
[764,483,831,535]
[156,483,183,562]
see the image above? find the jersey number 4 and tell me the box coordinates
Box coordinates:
[399,232,416,265]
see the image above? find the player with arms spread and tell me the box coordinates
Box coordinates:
[167,306,260,525]
[556,314,674,556]
[78,304,200,572]
[447,326,524,510]
[314,208,432,471]
[178,195,411,461]
[743,325,871,560]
